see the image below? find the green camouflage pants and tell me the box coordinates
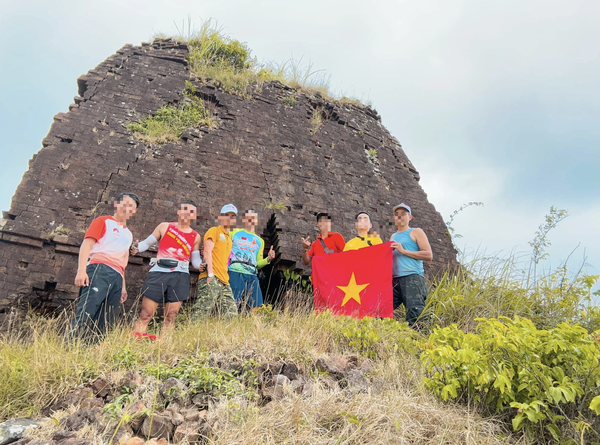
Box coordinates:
[192,277,238,319]
[392,274,428,326]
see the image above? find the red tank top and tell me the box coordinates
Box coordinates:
[157,224,198,261]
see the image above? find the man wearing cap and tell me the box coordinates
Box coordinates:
[192,204,238,319]
[344,211,383,251]
[301,212,345,265]
[390,203,433,326]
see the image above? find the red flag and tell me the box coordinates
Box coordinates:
[312,242,394,319]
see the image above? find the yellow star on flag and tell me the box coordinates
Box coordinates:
[337,272,370,307]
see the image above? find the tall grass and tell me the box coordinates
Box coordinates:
[0,309,511,444]
[157,19,364,105]
[425,250,600,332]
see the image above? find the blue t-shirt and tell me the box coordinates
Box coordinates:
[391,228,424,278]
[228,229,266,275]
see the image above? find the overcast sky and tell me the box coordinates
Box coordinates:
[1,0,598,285]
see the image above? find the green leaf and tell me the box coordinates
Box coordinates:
[590,396,600,415]
[547,424,560,440]
[512,413,526,430]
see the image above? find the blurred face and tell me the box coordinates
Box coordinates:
[244,211,258,229]
[393,208,412,227]
[218,212,237,228]
[317,217,332,233]
[178,204,197,222]
[355,214,372,232]
[114,195,138,220]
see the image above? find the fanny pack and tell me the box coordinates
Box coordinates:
[150,258,189,270]
[229,260,258,274]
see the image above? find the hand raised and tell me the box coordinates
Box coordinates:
[267,245,276,260]
[301,237,311,250]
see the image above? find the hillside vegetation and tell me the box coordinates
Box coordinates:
[2,250,599,444]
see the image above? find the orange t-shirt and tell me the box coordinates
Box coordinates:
[85,215,133,276]
[199,226,233,285]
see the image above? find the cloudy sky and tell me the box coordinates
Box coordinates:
[1,0,598,284]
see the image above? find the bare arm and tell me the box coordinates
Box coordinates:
[132,223,167,254]
[391,228,433,261]
[75,238,96,287]
[121,275,127,303]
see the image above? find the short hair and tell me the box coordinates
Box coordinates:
[181,200,198,208]
[355,211,372,221]
[116,192,140,208]
[316,212,331,222]
[245,208,258,214]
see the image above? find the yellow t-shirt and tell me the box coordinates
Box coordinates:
[199,226,233,285]
[343,234,383,251]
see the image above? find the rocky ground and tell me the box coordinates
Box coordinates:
[1,354,383,445]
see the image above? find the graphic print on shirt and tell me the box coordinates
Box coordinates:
[157,224,197,261]
[229,230,263,275]
[150,224,198,273]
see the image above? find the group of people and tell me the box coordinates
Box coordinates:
[71,192,433,339]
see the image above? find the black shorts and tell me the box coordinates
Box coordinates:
[141,271,190,304]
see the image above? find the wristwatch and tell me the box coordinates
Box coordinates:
[208,273,214,278]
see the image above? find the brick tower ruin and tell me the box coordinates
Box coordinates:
[0,39,457,326]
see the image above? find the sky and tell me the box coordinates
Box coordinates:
[1,0,598,287]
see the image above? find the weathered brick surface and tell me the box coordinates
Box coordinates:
[0,39,457,319]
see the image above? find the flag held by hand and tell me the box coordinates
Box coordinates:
[312,242,394,319]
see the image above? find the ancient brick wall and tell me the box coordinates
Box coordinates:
[0,39,457,325]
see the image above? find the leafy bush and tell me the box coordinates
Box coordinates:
[319,313,420,359]
[421,316,600,442]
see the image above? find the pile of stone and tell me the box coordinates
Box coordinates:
[0,355,372,444]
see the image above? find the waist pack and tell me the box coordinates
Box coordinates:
[150,258,189,270]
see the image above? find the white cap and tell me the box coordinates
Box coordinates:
[220,204,238,215]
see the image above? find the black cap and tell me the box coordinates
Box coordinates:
[355,211,372,221]
[316,212,330,222]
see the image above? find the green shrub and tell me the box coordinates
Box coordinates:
[143,355,256,399]
[421,316,600,442]
[282,95,297,108]
[319,313,420,359]
[127,98,216,144]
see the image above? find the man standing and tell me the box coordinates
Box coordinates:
[229,209,276,311]
[72,192,139,338]
[343,211,383,251]
[131,201,202,338]
[301,213,345,265]
[192,204,238,319]
[390,203,433,326]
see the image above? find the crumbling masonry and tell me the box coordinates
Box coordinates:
[0,39,457,326]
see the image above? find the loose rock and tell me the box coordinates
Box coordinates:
[0,418,40,445]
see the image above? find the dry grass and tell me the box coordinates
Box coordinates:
[310,107,323,134]
[0,309,514,444]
